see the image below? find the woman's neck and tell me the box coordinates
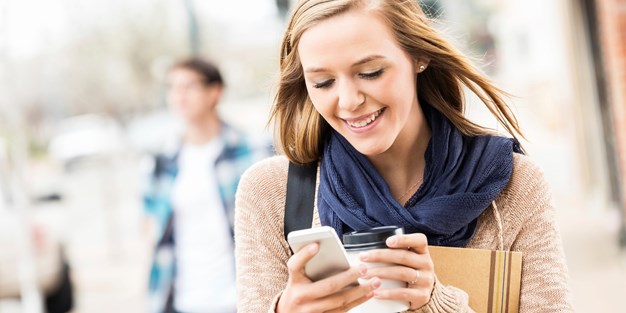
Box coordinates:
[369,103,431,202]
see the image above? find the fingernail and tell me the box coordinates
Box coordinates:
[386,236,397,246]
[308,243,318,253]
[358,264,368,276]
[359,252,370,261]
[371,277,381,289]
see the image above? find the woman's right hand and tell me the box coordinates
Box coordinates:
[276,243,381,313]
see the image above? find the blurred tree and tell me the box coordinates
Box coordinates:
[0,0,281,152]
[1,0,191,152]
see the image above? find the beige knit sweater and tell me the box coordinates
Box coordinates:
[234,154,574,312]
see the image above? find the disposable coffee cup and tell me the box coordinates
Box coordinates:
[343,226,409,313]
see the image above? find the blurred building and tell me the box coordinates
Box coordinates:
[437,0,626,247]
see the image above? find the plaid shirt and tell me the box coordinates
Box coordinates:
[142,123,272,313]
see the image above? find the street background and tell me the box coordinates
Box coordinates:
[1,0,625,312]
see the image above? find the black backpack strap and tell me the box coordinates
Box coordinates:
[284,161,318,241]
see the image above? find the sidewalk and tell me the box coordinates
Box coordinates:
[558,201,626,312]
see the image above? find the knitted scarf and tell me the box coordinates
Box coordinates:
[318,103,522,247]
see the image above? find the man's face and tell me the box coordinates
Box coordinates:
[167,68,221,124]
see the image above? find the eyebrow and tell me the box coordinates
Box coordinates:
[304,55,386,73]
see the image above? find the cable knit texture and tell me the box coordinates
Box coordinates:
[234,154,574,313]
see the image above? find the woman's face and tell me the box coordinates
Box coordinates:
[298,9,421,157]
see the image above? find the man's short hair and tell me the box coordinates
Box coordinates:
[171,57,224,87]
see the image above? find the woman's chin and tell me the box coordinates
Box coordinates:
[351,143,390,157]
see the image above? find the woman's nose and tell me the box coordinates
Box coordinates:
[337,80,365,111]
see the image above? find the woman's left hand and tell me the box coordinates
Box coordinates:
[358,233,435,310]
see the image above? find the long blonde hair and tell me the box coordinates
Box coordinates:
[270,0,523,164]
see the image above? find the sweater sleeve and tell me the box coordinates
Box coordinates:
[412,278,476,313]
[507,159,574,312]
[234,157,291,313]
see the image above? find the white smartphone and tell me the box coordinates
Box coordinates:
[287,226,352,281]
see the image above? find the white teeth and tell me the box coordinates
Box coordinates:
[347,109,382,128]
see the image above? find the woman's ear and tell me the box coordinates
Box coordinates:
[416,58,431,73]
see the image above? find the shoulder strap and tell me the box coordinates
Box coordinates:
[284,162,318,241]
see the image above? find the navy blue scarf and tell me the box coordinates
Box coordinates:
[318,103,522,247]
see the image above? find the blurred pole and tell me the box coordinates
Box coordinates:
[4,126,44,313]
[419,0,443,19]
[183,0,200,55]
[580,0,626,247]
[276,0,290,19]
[0,1,6,61]
[0,1,44,312]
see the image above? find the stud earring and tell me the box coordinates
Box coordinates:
[419,65,426,72]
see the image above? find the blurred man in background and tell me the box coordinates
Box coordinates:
[142,58,272,313]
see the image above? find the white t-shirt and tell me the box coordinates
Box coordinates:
[171,139,236,313]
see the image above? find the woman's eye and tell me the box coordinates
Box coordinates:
[313,79,334,89]
[359,69,384,79]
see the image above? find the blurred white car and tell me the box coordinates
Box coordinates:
[48,114,127,167]
[126,109,181,155]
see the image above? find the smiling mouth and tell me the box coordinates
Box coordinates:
[346,108,385,128]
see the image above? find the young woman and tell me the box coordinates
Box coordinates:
[235,1,574,312]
